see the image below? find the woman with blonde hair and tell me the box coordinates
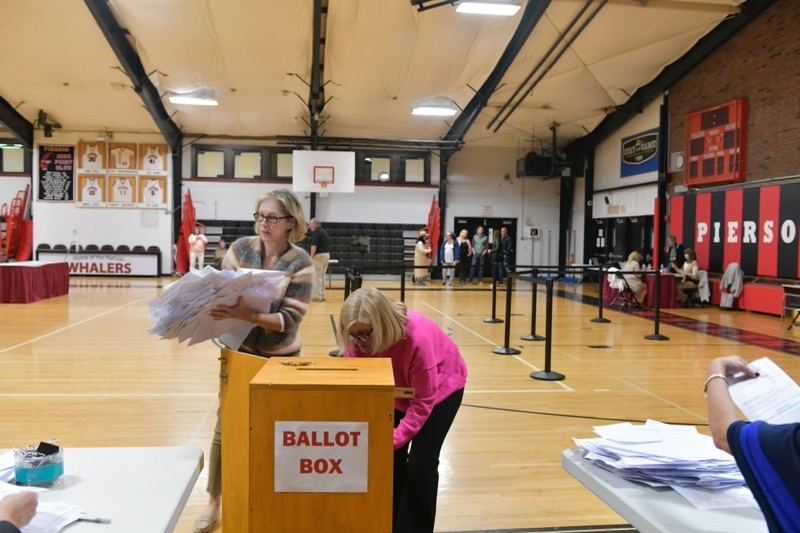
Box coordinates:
[456,229,472,286]
[339,288,467,533]
[622,250,648,305]
[197,188,313,533]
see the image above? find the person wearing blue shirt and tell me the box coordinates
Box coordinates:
[705,355,800,532]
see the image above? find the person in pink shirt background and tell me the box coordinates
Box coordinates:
[188,226,208,270]
[339,287,467,533]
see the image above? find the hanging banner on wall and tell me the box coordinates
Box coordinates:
[669,182,800,278]
[38,145,75,201]
[620,129,659,178]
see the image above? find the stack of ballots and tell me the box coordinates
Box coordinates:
[575,420,758,510]
[149,266,289,349]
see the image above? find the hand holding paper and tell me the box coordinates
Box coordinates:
[148,266,289,348]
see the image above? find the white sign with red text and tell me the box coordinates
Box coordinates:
[37,251,159,276]
[274,421,368,493]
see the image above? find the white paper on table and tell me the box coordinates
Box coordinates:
[670,483,759,510]
[22,502,86,533]
[728,357,800,424]
[594,421,698,443]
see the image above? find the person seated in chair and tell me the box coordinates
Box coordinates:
[622,250,648,306]
[676,247,699,306]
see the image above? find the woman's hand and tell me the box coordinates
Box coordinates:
[708,355,759,380]
[0,492,38,529]
[209,296,255,323]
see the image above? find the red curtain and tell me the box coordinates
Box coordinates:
[427,195,440,261]
[175,190,196,274]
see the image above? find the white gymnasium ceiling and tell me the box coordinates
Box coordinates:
[0,0,748,154]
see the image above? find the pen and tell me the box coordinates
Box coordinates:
[79,517,112,524]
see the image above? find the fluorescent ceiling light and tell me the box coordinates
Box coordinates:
[412,98,459,117]
[0,143,22,149]
[456,0,521,16]
[168,95,218,106]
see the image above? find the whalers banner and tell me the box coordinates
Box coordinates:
[670,182,800,278]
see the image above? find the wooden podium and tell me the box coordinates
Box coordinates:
[219,349,395,533]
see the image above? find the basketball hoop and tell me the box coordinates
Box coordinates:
[313,165,334,198]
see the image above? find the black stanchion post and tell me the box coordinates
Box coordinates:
[484,262,502,323]
[343,268,352,300]
[645,269,670,341]
[522,268,544,341]
[400,262,406,303]
[591,266,611,324]
[493,274,521,355]
[531,279,565,381]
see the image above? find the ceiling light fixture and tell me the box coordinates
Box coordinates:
[168,89,219,106]
[456,0,521,16]
[412,97,459,117]
[168,95,219,106]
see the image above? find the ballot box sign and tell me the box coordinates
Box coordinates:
[275,421,368,493]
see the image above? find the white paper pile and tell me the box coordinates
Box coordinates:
[149,266,289,349]
[575,420,758,510]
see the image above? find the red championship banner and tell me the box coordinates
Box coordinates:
[670,182,800,278]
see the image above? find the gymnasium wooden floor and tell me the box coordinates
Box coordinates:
[1,275,798,532]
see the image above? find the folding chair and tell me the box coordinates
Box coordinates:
[608,271,640,312]
[683,271,709,307]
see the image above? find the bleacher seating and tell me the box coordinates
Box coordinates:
[197,219,422,273]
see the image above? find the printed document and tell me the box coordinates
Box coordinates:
[727,357,800,424]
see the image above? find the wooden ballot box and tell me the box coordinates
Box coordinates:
[249,356,395,533]
[219,348,268,533]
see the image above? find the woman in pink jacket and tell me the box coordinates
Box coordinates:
[339,287,467,533]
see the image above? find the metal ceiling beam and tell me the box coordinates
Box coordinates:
[565,0,776,158]
[309,0,325,150]
[84,0,182,152]
[441,0,552,151]
[563,0,741,15]
[275,135,462,152]
[0,95,33,149]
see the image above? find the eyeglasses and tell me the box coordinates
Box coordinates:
[346,329,373,344]
[253,213,293,225]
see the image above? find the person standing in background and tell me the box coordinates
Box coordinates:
[439,231,459,287]
[497,227,513,283]
[665,235,685,274]
[414,231,432,285]
[456,229,472,286]
[188,226,208,270]
[309,218,331,302]
[469,226,488,284]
